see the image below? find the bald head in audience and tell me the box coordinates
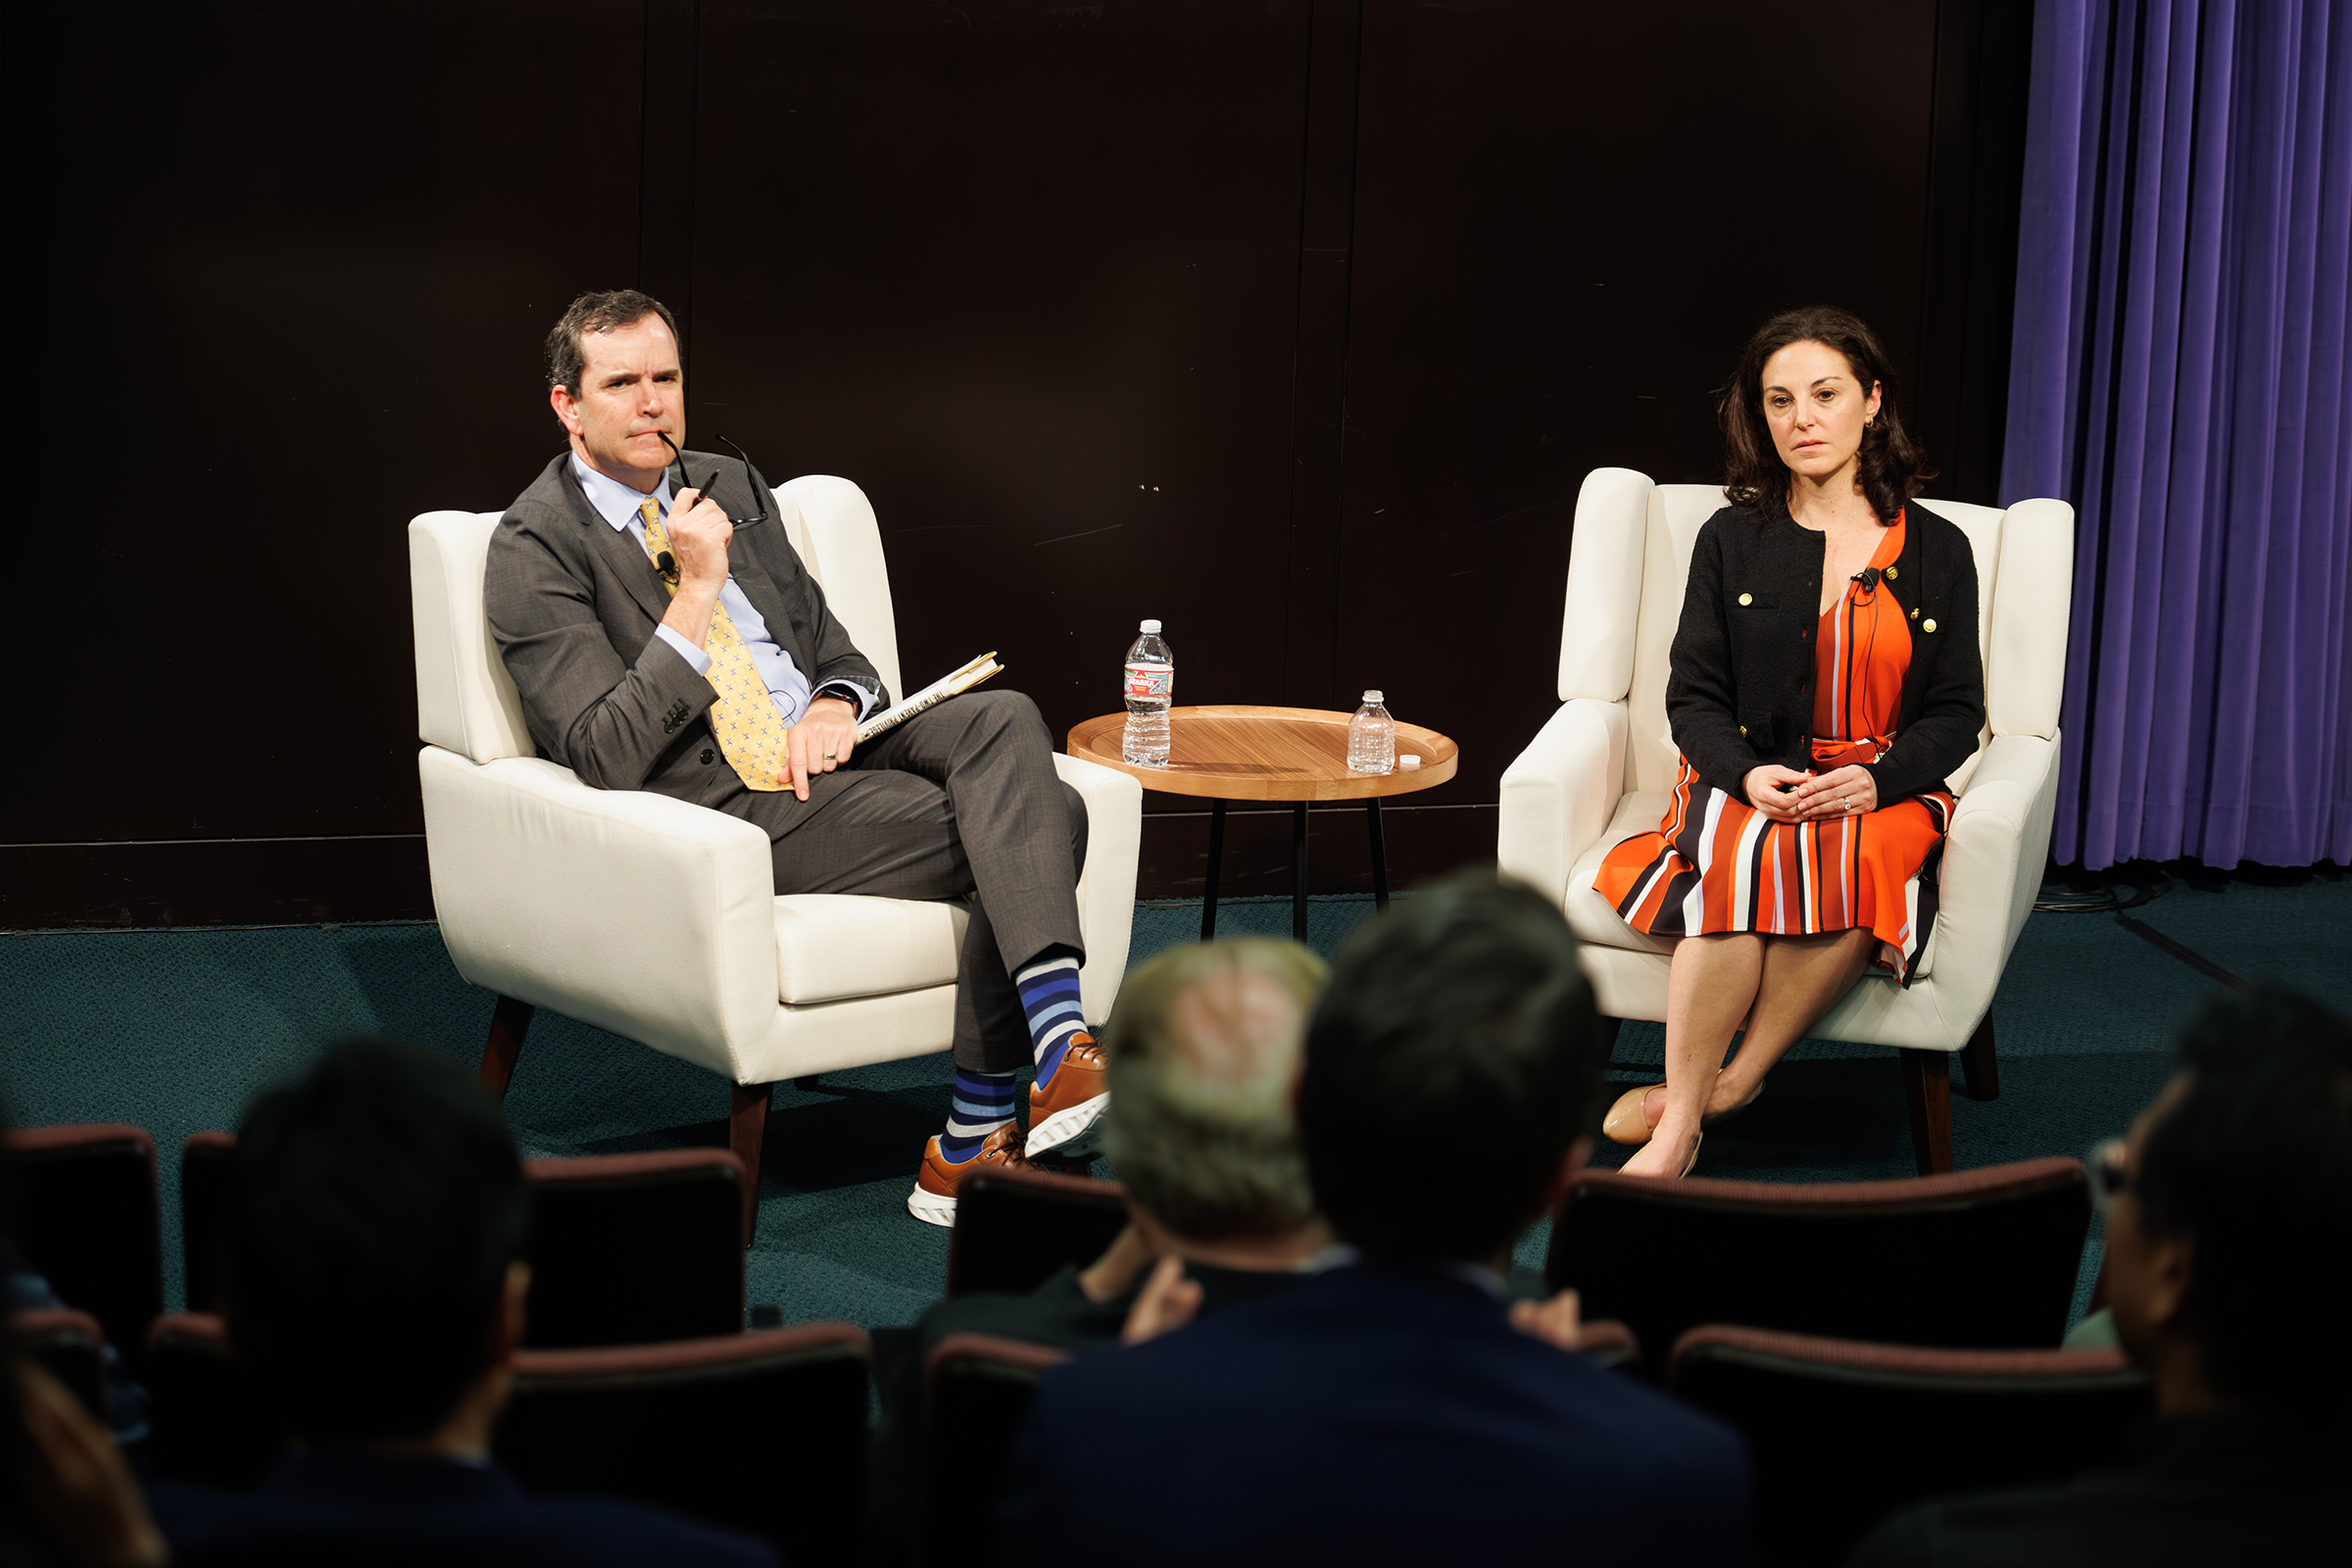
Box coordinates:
[1102,938,1328,1264]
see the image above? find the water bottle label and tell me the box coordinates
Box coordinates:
[1124,662,1173,699]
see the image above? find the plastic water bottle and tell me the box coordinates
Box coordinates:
[1123,619,1174,766]
[1348,690,1396,774]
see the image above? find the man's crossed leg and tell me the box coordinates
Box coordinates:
[756,689,1105,1224]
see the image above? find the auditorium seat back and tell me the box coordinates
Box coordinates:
[3,1124,164,1365]
[521,1149,747,1348]
[144,1312,293,1490]
[9,1306,109,1421]
[1668,1325,2153,1565]
[1546,1156,2090,1360]
[919,1333,1072,1567]
[945,1164,1129,1298]
[1569,1318,1643,1373]
[497,1323,870,1567]
[179,1131,237,1315]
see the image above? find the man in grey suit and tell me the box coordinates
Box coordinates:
[485,289,1106,1225]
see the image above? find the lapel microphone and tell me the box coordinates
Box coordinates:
[1853,565,1882,591]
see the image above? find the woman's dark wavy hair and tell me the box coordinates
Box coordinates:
[1719,305,1934,522]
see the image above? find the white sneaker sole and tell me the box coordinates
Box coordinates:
[906,1183,956,1228]
[1025,1092,1109,1159]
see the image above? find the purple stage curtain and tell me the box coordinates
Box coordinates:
[2001,0,2351,869]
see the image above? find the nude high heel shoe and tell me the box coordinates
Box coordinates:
[1602,1084,1661,1146]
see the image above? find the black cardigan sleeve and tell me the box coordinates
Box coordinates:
[1664,517,1767,805]
[1865,525,1986,803]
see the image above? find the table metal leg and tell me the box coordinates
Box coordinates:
[1293,802,1310,942]
[1200,798,1227,940]
[1367,798,1390,909]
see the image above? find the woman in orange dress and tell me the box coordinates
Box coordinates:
[1596,307,1984,1178]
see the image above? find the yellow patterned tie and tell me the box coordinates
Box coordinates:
[640,499,791,792]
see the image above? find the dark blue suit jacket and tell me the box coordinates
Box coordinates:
[147,1448,776,1567]
[1000,1263,1752,1567]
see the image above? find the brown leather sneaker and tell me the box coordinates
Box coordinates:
[906,1122,1023,1228]
[1026,1034,1109,1159]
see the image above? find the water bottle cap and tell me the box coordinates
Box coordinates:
[1140,619,1162,634]
[1363,690,1383,704]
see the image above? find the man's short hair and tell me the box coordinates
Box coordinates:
[226,1040,528,1444]
[2136,984,2352,1431]
[1102,939,1326,1241]
[1298,875,1606,1265]
[545,289,681,397]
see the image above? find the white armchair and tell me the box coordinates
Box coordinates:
[1497,469,2074,1172]
[409,475,1143,1237]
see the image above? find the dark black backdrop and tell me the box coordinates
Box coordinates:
[4,0,2030,925]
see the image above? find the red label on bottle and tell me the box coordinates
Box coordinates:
[1124,662,1173,700]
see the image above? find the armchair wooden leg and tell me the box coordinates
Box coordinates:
[479,995,533,1101]
[728,1082,775,1249]
[1959,1014,2000,1102]
[1899,1050,1954,1175]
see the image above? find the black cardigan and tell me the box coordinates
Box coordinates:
[1664,501,1986,808]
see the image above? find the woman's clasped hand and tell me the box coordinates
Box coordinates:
[1743,763,1879,821]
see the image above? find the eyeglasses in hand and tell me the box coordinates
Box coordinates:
[657,431,771,528]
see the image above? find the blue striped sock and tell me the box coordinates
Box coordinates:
[1014,952,1089,1080]
[940,1067,1018,1162]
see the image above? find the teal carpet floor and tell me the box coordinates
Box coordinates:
[4,877,2345,1334]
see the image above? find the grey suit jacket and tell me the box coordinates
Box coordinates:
[484,450,890,811]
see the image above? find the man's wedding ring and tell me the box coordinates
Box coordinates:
[823,754,838,760]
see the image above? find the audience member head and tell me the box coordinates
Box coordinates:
[2107,984,2352,1434]
[1102,939,1326,1247]
[227,1039,531,1450]
[1298,875,1608,1266]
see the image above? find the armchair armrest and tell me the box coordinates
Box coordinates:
[1921,731,2063,1021]
[1054,752,1143,1026]
[418,747,781,1083]
[1498,699,1629,908]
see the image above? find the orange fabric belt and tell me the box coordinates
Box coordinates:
[1810,735,1889,771]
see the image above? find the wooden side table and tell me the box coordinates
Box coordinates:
[1065,705,1461,941]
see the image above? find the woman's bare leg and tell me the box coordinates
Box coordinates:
[1710,927,1876,1113]
[1621,933,1761,1177]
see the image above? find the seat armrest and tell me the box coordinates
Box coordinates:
[1054,753,1143,1026]
[1922,732,2063,1019]
[418,748,781,1082]
[1498,699,1629,909]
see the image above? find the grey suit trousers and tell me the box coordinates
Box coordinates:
[738,689,1087,1073]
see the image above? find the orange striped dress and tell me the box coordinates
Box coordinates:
[1594,514,1954,983]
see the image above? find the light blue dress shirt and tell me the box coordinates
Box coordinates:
[570,455,874,727]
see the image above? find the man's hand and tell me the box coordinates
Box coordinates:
[1789,763,1878,819]
[1120,1254,1203,1346]
[1077,1225,1154,1305]
[1743,764,1813,821]
[657,485,733,651]
[780,695,859,802]
[1507,1287,1583,1351]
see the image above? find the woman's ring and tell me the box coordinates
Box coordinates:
[823,754,837,761]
